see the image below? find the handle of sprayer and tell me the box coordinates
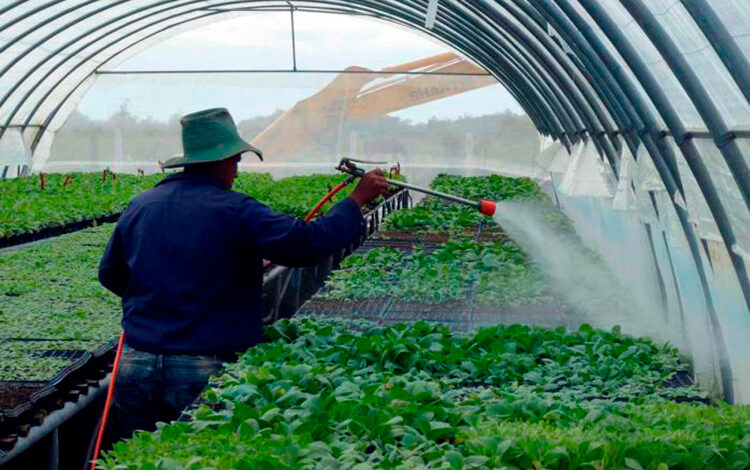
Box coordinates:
[337,159,366,178]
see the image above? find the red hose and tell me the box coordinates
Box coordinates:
[263,177,354,268]
[90,331,126,470]
[91,176,355,467]
[303,179,351,222]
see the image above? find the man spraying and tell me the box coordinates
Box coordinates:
[98,108,388,442]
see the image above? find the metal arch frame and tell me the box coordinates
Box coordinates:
[531,0,642,165]
[580,0,739,403]
[483,0,621,147]
[461,0,620,170]
[0,0,99,54]
[679,0,750,114]
[526,0,640,159]
[0,0,135,132]
[539,1,688,197]
[534,0,741,401]
[18,0,397,132]
[476,0,621,171]
[24,0,574,156]
[22,0,557,148]
[6,0,579,156]
[0,0,493,135]
[447,0,587,141]
[622,1,749,207]
[501,0,625,156]
[421,1,579,145]
[5,0,582,156]
[0,0,81,37]
[437,0,586,143]
[24,0,348,138]
[617,0,750,310]
[0,0,27,18]
[1,0,212,135]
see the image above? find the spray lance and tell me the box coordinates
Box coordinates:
[337,158,497,216]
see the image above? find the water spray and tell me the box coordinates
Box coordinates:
[337,158,496,216]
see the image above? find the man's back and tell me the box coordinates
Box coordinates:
[99,172,364,355]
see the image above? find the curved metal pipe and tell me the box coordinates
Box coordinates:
[504,0,624,155]
[622,0,749,206]
[528,0,639,158]
[680,0,750,105]
[429,0,580,138]
[463,0,620,175]
[582,0,738,403]
[30,0,572,153]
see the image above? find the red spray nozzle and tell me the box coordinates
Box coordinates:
[479,199,496,217]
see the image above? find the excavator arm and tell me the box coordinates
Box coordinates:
[250,53,495,159]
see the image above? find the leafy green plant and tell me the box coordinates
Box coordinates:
[382,174,547,234]
[322,239,551,305]
[1,172,394,239]
[0,173,165,238]
[101,318,745,470]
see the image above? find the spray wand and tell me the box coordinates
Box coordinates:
[337,158,496,216]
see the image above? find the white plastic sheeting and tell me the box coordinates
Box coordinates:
[612,144,636,211]
[560,139,616,198]
[645,0,750,128]
[0,128,31,177]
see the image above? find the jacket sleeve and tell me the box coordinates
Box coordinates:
[238,196,365,267]
[99,224,131,297]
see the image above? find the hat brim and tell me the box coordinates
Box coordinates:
[162,140,263,169]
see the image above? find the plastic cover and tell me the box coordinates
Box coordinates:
[612,143,637,211]
[644,0,750,128]
[559,139,615,198]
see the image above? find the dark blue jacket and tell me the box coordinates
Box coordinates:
[98,173,364,355]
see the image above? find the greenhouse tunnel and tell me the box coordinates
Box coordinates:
[0,0,749,466]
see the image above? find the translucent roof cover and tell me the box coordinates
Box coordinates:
[0,0,748,400]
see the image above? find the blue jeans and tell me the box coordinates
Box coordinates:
[106,344,226,446]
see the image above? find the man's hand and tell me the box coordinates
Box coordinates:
[349,169,390,207]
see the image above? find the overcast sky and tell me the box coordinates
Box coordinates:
[76,12,524,123]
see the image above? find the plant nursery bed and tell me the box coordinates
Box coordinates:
[99,318,746,470]
[0,212,120,249]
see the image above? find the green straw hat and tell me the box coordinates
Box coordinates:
[162,108,263,168]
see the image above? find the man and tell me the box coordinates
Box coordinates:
[98,108,388,442]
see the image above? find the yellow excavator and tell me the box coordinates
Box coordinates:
[250,52,495,159]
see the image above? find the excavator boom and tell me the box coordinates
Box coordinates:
[251,53,495,159]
